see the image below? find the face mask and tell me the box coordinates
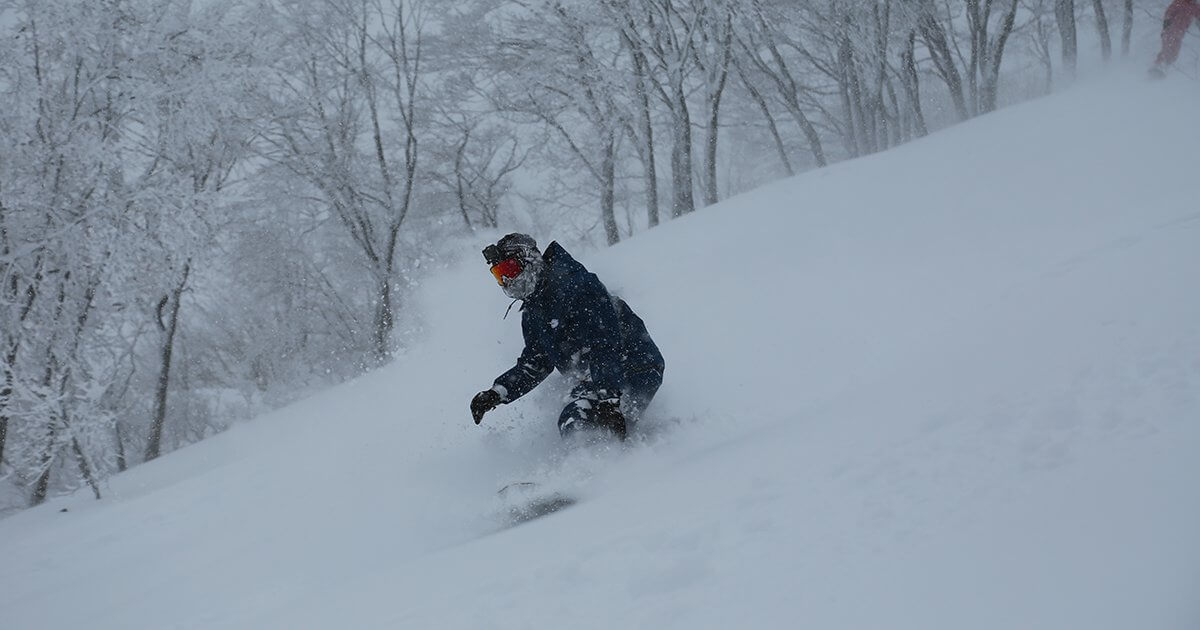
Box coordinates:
[500,256,544,300]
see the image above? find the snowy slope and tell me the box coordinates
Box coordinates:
[2,75,1198,630]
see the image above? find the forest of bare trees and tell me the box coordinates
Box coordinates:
[0,0,1172,510]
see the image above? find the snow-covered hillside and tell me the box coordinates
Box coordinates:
[2,75,1198,630]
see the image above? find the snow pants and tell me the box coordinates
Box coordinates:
[1156,0,1200,66]
[557,364,664,438]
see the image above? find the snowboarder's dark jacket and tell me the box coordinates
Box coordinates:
[493,242,663,402]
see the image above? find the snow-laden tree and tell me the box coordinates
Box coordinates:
[0,0,144,503]
[483,0,634,244]
[0,0,270,503]
[613,0,704,218]
[124,1,266,461]
[259,0,431,363]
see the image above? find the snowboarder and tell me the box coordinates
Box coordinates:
[1150,0,1200,77]
[470,233,664,441]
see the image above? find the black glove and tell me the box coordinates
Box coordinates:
[593,399,627,441]
[471,388,502,424]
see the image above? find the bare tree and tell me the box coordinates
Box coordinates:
[615,0,703,217]
[616,15,663,226]
[691,0,735,206]
[733,0,827,166]
[967,0,1021,114]
[1055,0,1078,78]
[1023,0,1058,93]
[145,262,188,462]
[263,0,427,361]
[1121,0,1134,56]
[914,0,970,120]
[431,119,528,231]
[1091,0,1113,61]
[897,29,929,138]
[0,0,137,504]
[490,0,627,243]
[732,53,796,175]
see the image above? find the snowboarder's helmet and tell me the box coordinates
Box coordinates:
[482,233,543,299]
[496,233,539,262]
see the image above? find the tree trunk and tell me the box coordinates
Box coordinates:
[735,59,794,176]
[703,93,723,207]
[0,377,7,468]
[873,2,893,149]
[703,28,731,208]
[0,222,8,469]
[786,100,828,168]
[114,420,127,472]
[0,355,12,468]
[883,78,902,146]
[966,0,984,115]
[373,275,394,362]
[848,54,873,154]
[1121,0,1133,56]
[630,47,660,227]
[918,7,970,120]
[452,130,473,230]
[980,0,1020,113]
[837,35,862,158]
[61,281,101,498]
[72,435,101,500]
[30,274,70,506]
[837,6,874,154]
[32,453,53,505]
[29,268,99,503]
[1,263,42,470]
[1092,0,1112,61]
[899,30,929,137]
[1055,0,1078,79]
[145,261,190,462]
[601,132,620,245]
[639,115,660,229]
[669,85,696,217]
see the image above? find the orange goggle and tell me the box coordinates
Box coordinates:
[489,257,523,286]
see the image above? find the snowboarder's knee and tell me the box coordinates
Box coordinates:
[557,397,626,441]
[557,398,592,435]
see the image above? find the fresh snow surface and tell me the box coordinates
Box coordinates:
[2,76,1199,630]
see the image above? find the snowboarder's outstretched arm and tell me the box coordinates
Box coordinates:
[471,340,551,424]
[492,310,555,404]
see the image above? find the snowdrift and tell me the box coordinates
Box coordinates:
[2,75,1198,630]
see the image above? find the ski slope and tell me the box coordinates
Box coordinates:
[2,75,1198,629]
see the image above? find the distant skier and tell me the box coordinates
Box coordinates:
[1150,0,1200,77]
[470,233,664,441]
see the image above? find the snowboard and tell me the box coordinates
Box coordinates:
[497,481,577,526]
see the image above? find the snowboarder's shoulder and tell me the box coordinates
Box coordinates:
[543,241,571,263]
[541,242,611,303]
[544,242,589,280]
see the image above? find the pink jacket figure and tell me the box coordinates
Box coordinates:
[1154,0,1200,72]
